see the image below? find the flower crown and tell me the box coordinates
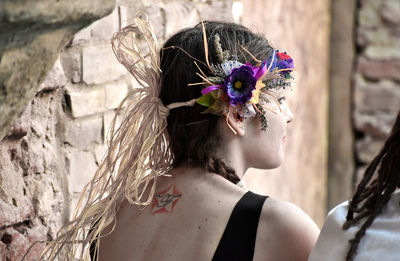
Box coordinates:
[189,33,294,131]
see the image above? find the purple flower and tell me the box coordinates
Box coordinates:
[224,65,257,105]
[277,57,294,71]
[277,57,294,78]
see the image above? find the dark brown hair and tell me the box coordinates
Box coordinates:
[343,111,400,260]
[159,21,273,183]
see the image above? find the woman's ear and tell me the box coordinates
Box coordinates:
[225,110,245,137]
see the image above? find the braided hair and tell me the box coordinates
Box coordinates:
[343,111,400,261]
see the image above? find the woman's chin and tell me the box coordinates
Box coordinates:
[253,155,284,170]
[268,159,283,169]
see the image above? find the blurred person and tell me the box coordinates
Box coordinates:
[309,111,400,261]
[40,17,319,261]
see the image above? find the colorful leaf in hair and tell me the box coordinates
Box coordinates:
[201,99,224,115]
[197,92,216,107]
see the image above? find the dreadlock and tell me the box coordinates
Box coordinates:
[343,111,400,261]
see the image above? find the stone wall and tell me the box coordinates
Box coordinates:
[0,0,116,141]
[354,0,400,182]
[0,1,234,260]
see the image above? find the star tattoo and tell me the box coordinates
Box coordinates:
[151,185,182,214]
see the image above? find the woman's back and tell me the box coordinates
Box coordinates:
[99,168,319,261]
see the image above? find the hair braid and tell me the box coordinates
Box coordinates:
[206,155,241,184]
[346,156,382,220]
[343,112,400,261]
[345,180,396,260]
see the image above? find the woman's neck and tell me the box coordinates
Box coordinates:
[216,139,247,179]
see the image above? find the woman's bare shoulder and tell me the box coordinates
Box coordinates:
[254,197,320,261]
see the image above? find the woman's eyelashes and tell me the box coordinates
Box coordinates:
[277,97,286,105]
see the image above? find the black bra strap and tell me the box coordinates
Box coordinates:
[212,191,268,261]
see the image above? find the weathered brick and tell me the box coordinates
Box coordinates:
[4,102,31,140]
[67,151,98,194]
[34,178,63,222]
[105,82,129,109]
[381,0,400,26]
[60,47,81,83]
[30,92,58,136]
[198,0,234,22]
[82,45,126,85]
[72,26,91,43]
[119,2,147,28]
[356,136,385,163]
[119,5,132,29]
[90,7,120,40]
[354,111,397,138]
[357,27,400,50]
[357,56,400,81]
[67,85,106,118]
[164,2,199,38]
[74,7,120,42]
[359,0,382,28]
[146,6,167,39]
[0,198,34,228]
[354,76,400,113]
[27,93,60,175]
[65,116,103,149]
[21,138,45,176]
[0,241,6,260]
[365,44,400,60]
[2,220,47,261]
[38,57,67,92]
[24,221,48,260]
[4,228,30,261]
[0,144,35,227]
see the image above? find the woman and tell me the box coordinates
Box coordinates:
[42,17,319,261]
[309,111,400,261]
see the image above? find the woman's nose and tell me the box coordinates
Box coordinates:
[285,106,294,123]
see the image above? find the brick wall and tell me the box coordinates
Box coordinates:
[0,1,234,260]
[354,0,400,182]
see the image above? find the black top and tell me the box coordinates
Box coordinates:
[212,191,268,261]
[90,191,268,261]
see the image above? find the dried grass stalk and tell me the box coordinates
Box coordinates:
[39,16,173,261]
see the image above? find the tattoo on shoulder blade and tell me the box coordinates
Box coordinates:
[151,185,182,214]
